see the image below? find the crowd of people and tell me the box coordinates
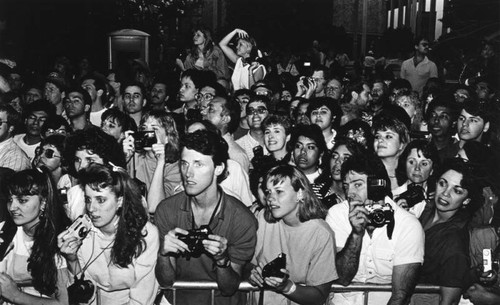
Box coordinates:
[0,25,498,305]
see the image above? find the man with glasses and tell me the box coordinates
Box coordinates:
[400,36,438,96]
[123,82,147,127]
[236,95,270,168]
[202,96,250,173]
[13,100,55,161]
[64,86,94,132]
[0,104,30,171]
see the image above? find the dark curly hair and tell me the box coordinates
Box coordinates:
[4,167,71,296]
[64,128,126,177]
[78,163,148,267]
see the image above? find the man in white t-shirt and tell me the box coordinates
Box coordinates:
[81,74,108,127]
[326,154,424,305]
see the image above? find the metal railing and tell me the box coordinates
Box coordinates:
[162,281,440,305]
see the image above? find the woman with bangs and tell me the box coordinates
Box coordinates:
[372,115,411,190]
[0,168,71,304]
[219,28,266,90]
[180,26,229,80]
[58,163,159,305]
[122,110,182,213]
[100,108,137,142]
[392,139,439,217]
[248,165,337,305]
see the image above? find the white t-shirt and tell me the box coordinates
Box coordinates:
[13,133,39,162]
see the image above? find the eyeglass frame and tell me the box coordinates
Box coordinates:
[35,147,61,159]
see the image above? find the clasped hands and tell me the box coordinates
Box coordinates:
[248,263,293,294]
[162,228,229,262]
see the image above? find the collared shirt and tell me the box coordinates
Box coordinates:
[400,56,438,95]
[326,197,425,305]
[0,138,31,171]
[223,133,250,173]
[235,131,268,169]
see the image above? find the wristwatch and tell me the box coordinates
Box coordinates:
[215,256,231,268]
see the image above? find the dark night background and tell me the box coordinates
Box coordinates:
[0,0,498,75]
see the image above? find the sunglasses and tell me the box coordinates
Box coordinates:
[36,147,61,159]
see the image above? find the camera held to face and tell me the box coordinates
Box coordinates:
[178,226,211,258]
[134,131,157,151]
[365,203,394,228]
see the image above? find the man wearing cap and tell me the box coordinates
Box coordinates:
[44,71,67,117]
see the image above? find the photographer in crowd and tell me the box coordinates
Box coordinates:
[58,163,159,305]
[248,164,337,305]
[326,154,424,305]
[155,130,257,305]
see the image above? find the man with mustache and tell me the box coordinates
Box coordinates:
[149,79,170,111]
[122,82,147,127]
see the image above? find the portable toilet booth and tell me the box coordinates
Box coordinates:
[108,29,150,70]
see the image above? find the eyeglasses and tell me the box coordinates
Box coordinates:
[45,128,67,136]
[35,147,61,159]
[195,93,215,101]
[247,107,268,115]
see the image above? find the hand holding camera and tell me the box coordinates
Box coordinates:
[162,227,191,255]
[348,195,369,235]
[58,215,92,260]
[250,253,290,291]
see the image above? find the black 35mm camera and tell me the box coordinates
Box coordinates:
[178,226,211,258]
[397,184,426,208]
[134,131,157,151]
[262,253,286,278]
[67,274,95,304]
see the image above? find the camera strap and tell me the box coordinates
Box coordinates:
[190,190,222,230]
[386,213,395,240]
[80,233,114,278]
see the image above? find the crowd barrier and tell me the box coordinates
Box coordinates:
[162,281,441,305]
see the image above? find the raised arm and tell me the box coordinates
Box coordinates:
[147,143,167,213]
[219,29,247,64]
[335,200,368,286]
[388,263,421,305]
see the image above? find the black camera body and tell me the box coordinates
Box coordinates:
[134,131,157,151]
[178,226,211,257]
[67,276,95,304]
[262,253,286,278]
[397,184,426,208]
[367,177,387,202]
[365,203,394,228]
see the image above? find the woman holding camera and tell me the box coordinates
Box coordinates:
[413,158,480,305]
[0,167,71,304]
[248,165,337,305]
[58,163,159,305]
[122,110,181,213]
[219,28,266,90]
[392,139,439,217]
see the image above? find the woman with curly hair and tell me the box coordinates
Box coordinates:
[58,163,159,305]
[0,167,71,304]
[180,26,229,80]
[59,128,126,220]
[32,134,66,184]
[248,165,337,305]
